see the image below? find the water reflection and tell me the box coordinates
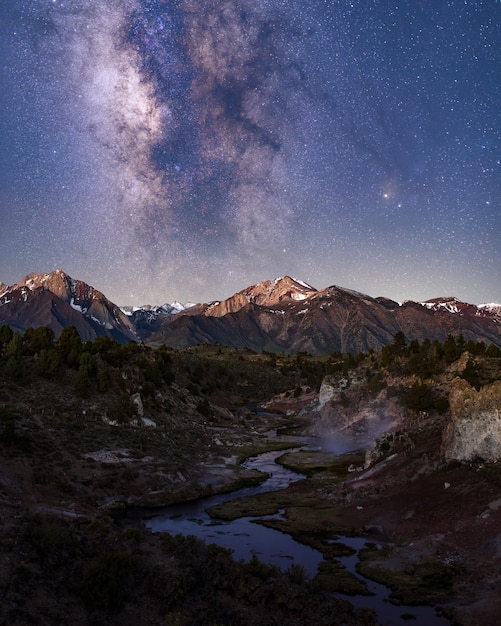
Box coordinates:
[145,449,323,575]
[133,444,451,625]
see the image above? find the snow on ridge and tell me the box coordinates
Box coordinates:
[70,298,87,314]
[171,300,195,312]
[419,298,501,318]
[477,303,501,318]
[421,301,460,314]
[119,301,194,316]
[290,277,316,291]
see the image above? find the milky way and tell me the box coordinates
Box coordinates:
[1,1,499,305]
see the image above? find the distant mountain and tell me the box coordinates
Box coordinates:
[1,272,500,353]
[120,301,196,340]
[420,296,501,319]
[0,270,138,343]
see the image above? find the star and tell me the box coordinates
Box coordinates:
[0,0,499,305]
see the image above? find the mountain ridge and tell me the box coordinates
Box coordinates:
[1,270,500,352]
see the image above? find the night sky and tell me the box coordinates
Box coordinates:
[1,1,499,306]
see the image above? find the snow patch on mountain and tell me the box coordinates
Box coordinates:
[70,298,87,314]
[121,301,196,317]
[420,297,501,319]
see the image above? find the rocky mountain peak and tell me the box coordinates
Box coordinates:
[420,296,478,316]
[242,276,318,305]
[199,276,318,318]
[19,269,72,299]
[1,269,137,343]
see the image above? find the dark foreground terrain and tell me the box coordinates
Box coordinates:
[0,326,500,624]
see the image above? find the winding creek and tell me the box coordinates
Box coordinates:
[125,437,451,625]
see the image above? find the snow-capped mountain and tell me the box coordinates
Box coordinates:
[0,270,137,343]
[194,275,318,319]
[121,301,195,316]
[420,297,501,320]
[120,301,197,340]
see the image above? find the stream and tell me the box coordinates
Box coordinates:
[125,440,450,625]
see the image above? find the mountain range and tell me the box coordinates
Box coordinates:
[1,270,500,353]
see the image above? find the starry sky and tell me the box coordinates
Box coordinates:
[1,1,499,306]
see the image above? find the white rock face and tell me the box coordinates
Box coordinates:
[130,392,144,418]
[317,375,349,409]
[442,378,501,462]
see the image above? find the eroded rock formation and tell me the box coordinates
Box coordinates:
[442,378,501,462]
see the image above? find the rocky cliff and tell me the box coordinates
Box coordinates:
[442,378,501,462]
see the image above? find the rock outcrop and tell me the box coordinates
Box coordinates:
[442,378,501,462]
[301,374,403,453]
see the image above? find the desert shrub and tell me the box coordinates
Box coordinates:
[244,554,279,580]
[141,381,156,397]
[196,398,211,417]
[0,421,31,451]
[286,563,309,585]
[36,347,61,378]
[0,324,14,346]
[23,516,73,571]
[107,395,138,424]
[57,326,82,367]
[339,391,351,407]
[368,373,386,393]
[123,527,143,544]
[10,565,35,592]
[433,396,449,414]
[403,381,433,412]
[461,359,481,390]
[77,551,139,611]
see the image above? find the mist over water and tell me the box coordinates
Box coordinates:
[315,412,397,455]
